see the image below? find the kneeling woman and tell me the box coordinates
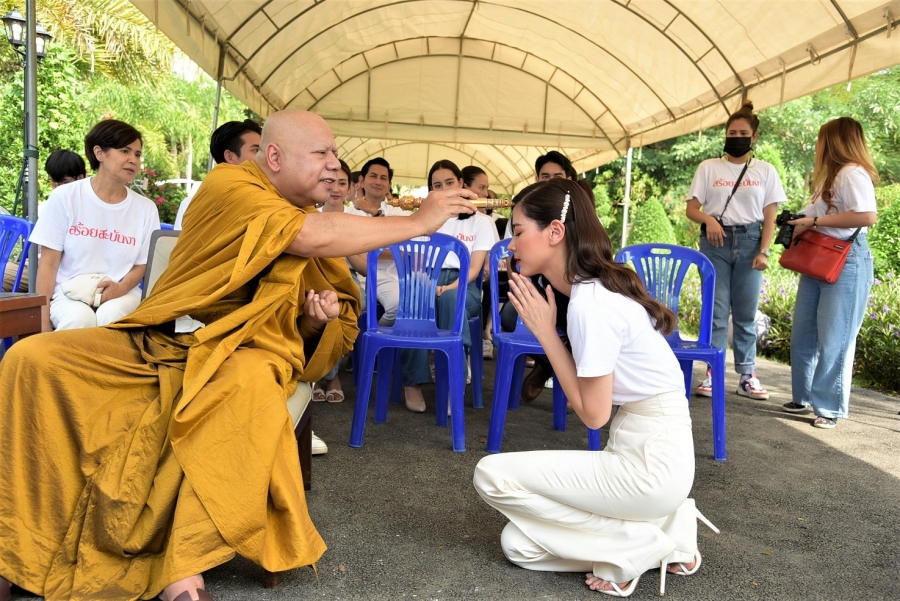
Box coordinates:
[473,179,716,597]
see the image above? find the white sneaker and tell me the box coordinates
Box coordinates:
[736,374,769,400]
[544,377,553,389]
[695,372,713,397]
[311,432,328,455]
[482,338,493,359]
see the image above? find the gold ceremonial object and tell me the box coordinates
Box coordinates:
[388,195,512,210]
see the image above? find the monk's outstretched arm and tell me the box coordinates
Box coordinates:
[287,189,476,258]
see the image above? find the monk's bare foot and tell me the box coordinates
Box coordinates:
[160,574,205,601]
[404,386,426,412]
[1,575,12,601]
[584,573,632,593]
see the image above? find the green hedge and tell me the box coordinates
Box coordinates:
[676,263,900,394]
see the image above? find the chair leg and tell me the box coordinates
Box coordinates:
[551,373,567,431]
[435,350,449,427]
[486,345,517,453]
[295,407,312,491]
[508,354,527,410]
[263,570,279,588]
[374,347,394,422]
[447,346,467,452]
[349,338,378,448]
[469,316,484,409]
[389,348,403,405]
[678,358,694,401]
[710,352,727,461]
[587,428,602,451]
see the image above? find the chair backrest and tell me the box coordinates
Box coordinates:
[489,239,511,340]
[365,233,469,333]
[142,229,180,299]
[0,215,33,292]
[615,243,716,344]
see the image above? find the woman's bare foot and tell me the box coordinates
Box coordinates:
[404,386,426,412]
[1,575,12,601]
[584,573,633,593]
[666,556,698,574]
[160,574,205,601]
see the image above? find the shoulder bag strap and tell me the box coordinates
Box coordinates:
[717,160,750,221]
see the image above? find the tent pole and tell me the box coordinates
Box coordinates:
[621,147,633,248]
[207,43,226,172]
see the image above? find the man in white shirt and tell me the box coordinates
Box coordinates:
[344,158,410,326]
[174,119,262,230]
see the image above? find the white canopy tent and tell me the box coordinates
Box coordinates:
[133,0,900,193]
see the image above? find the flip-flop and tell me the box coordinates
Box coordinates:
[326,390,345,403]
[312,388,327,402]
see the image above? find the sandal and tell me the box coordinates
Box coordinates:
[312,387,327,402]
[667,551,703,576]
[325,390,345,403]
[586,574,640,598]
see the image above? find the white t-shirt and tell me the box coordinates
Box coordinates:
[567,279,684,404]
[688,158,786,226]
[437,212,499,270]
[29,178,160,296]
[345,199,412,287]
[173,192,194,230]
[800,165,877,239]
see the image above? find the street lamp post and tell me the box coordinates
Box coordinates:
[2,2,52,293]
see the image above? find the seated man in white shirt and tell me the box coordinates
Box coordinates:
[173,119,261,229]
[342,158,411,327]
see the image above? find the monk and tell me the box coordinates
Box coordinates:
[0,110,476,601]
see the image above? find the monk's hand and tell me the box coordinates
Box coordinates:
[302,289,339,332]
[412,188,477,234]
[507,272,557,342]
[97,279,129,304]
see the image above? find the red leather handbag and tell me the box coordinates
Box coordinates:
[779,228,860,284]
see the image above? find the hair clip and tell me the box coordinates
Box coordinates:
[560,192,571,223]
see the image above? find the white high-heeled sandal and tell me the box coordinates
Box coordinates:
[597,576,640,598]
[659,509,720,595]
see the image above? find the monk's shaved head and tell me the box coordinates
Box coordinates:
[255,110,341,207]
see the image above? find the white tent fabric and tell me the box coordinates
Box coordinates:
[133,0,900,192]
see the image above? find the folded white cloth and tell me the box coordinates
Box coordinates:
[60,273,112,308]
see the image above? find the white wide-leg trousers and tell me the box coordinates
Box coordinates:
[50,288,142,330]
[474,392,697,583]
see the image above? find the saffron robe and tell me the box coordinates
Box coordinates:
[0,161,360,600]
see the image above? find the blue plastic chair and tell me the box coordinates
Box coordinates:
[615,243,726,461]
[485,239,601,453]
[0,215,35,351]
[349,234,471,452]
[0,215,32,294]
[160,223,175,231]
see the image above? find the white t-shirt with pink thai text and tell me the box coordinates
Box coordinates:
[436,212,499,270]
[688,157,786,226]
[30,177,160,296]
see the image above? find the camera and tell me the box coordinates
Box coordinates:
[700,218,723,235]
[775,210,805,247]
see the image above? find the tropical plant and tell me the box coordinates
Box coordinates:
[628,198,676,245]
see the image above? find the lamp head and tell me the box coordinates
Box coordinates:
[2,6,26,49]
[35,21,52,58]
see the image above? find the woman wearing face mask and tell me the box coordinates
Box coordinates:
[401,160,498,413]
[685,101,786,400]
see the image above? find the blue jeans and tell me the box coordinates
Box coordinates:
[699,224,762,375]
[790,234,873,419]
[402,269,481,386]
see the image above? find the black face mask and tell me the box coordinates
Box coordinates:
[723,136,753,158]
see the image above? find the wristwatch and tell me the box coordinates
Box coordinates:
[813,216,818,228]
[760,249,771,258]
[373,209,384,217]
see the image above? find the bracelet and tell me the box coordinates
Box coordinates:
[813,217,818,228]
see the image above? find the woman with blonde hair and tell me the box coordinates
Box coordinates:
[782,117,878,428]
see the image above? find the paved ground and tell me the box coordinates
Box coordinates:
[13,353,900,600]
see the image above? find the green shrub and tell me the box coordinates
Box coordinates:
[868,200,900,277]
[593,183,613,228]
[131,167,187,225]
[875,183,900,211]
[628,198,676,245]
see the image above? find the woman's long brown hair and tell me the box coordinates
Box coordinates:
[514,179,676,335]
[812,117,878,213]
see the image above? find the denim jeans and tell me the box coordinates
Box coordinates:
[401,269,481,386]
[790,234,873,419]
[699,224,762,375]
